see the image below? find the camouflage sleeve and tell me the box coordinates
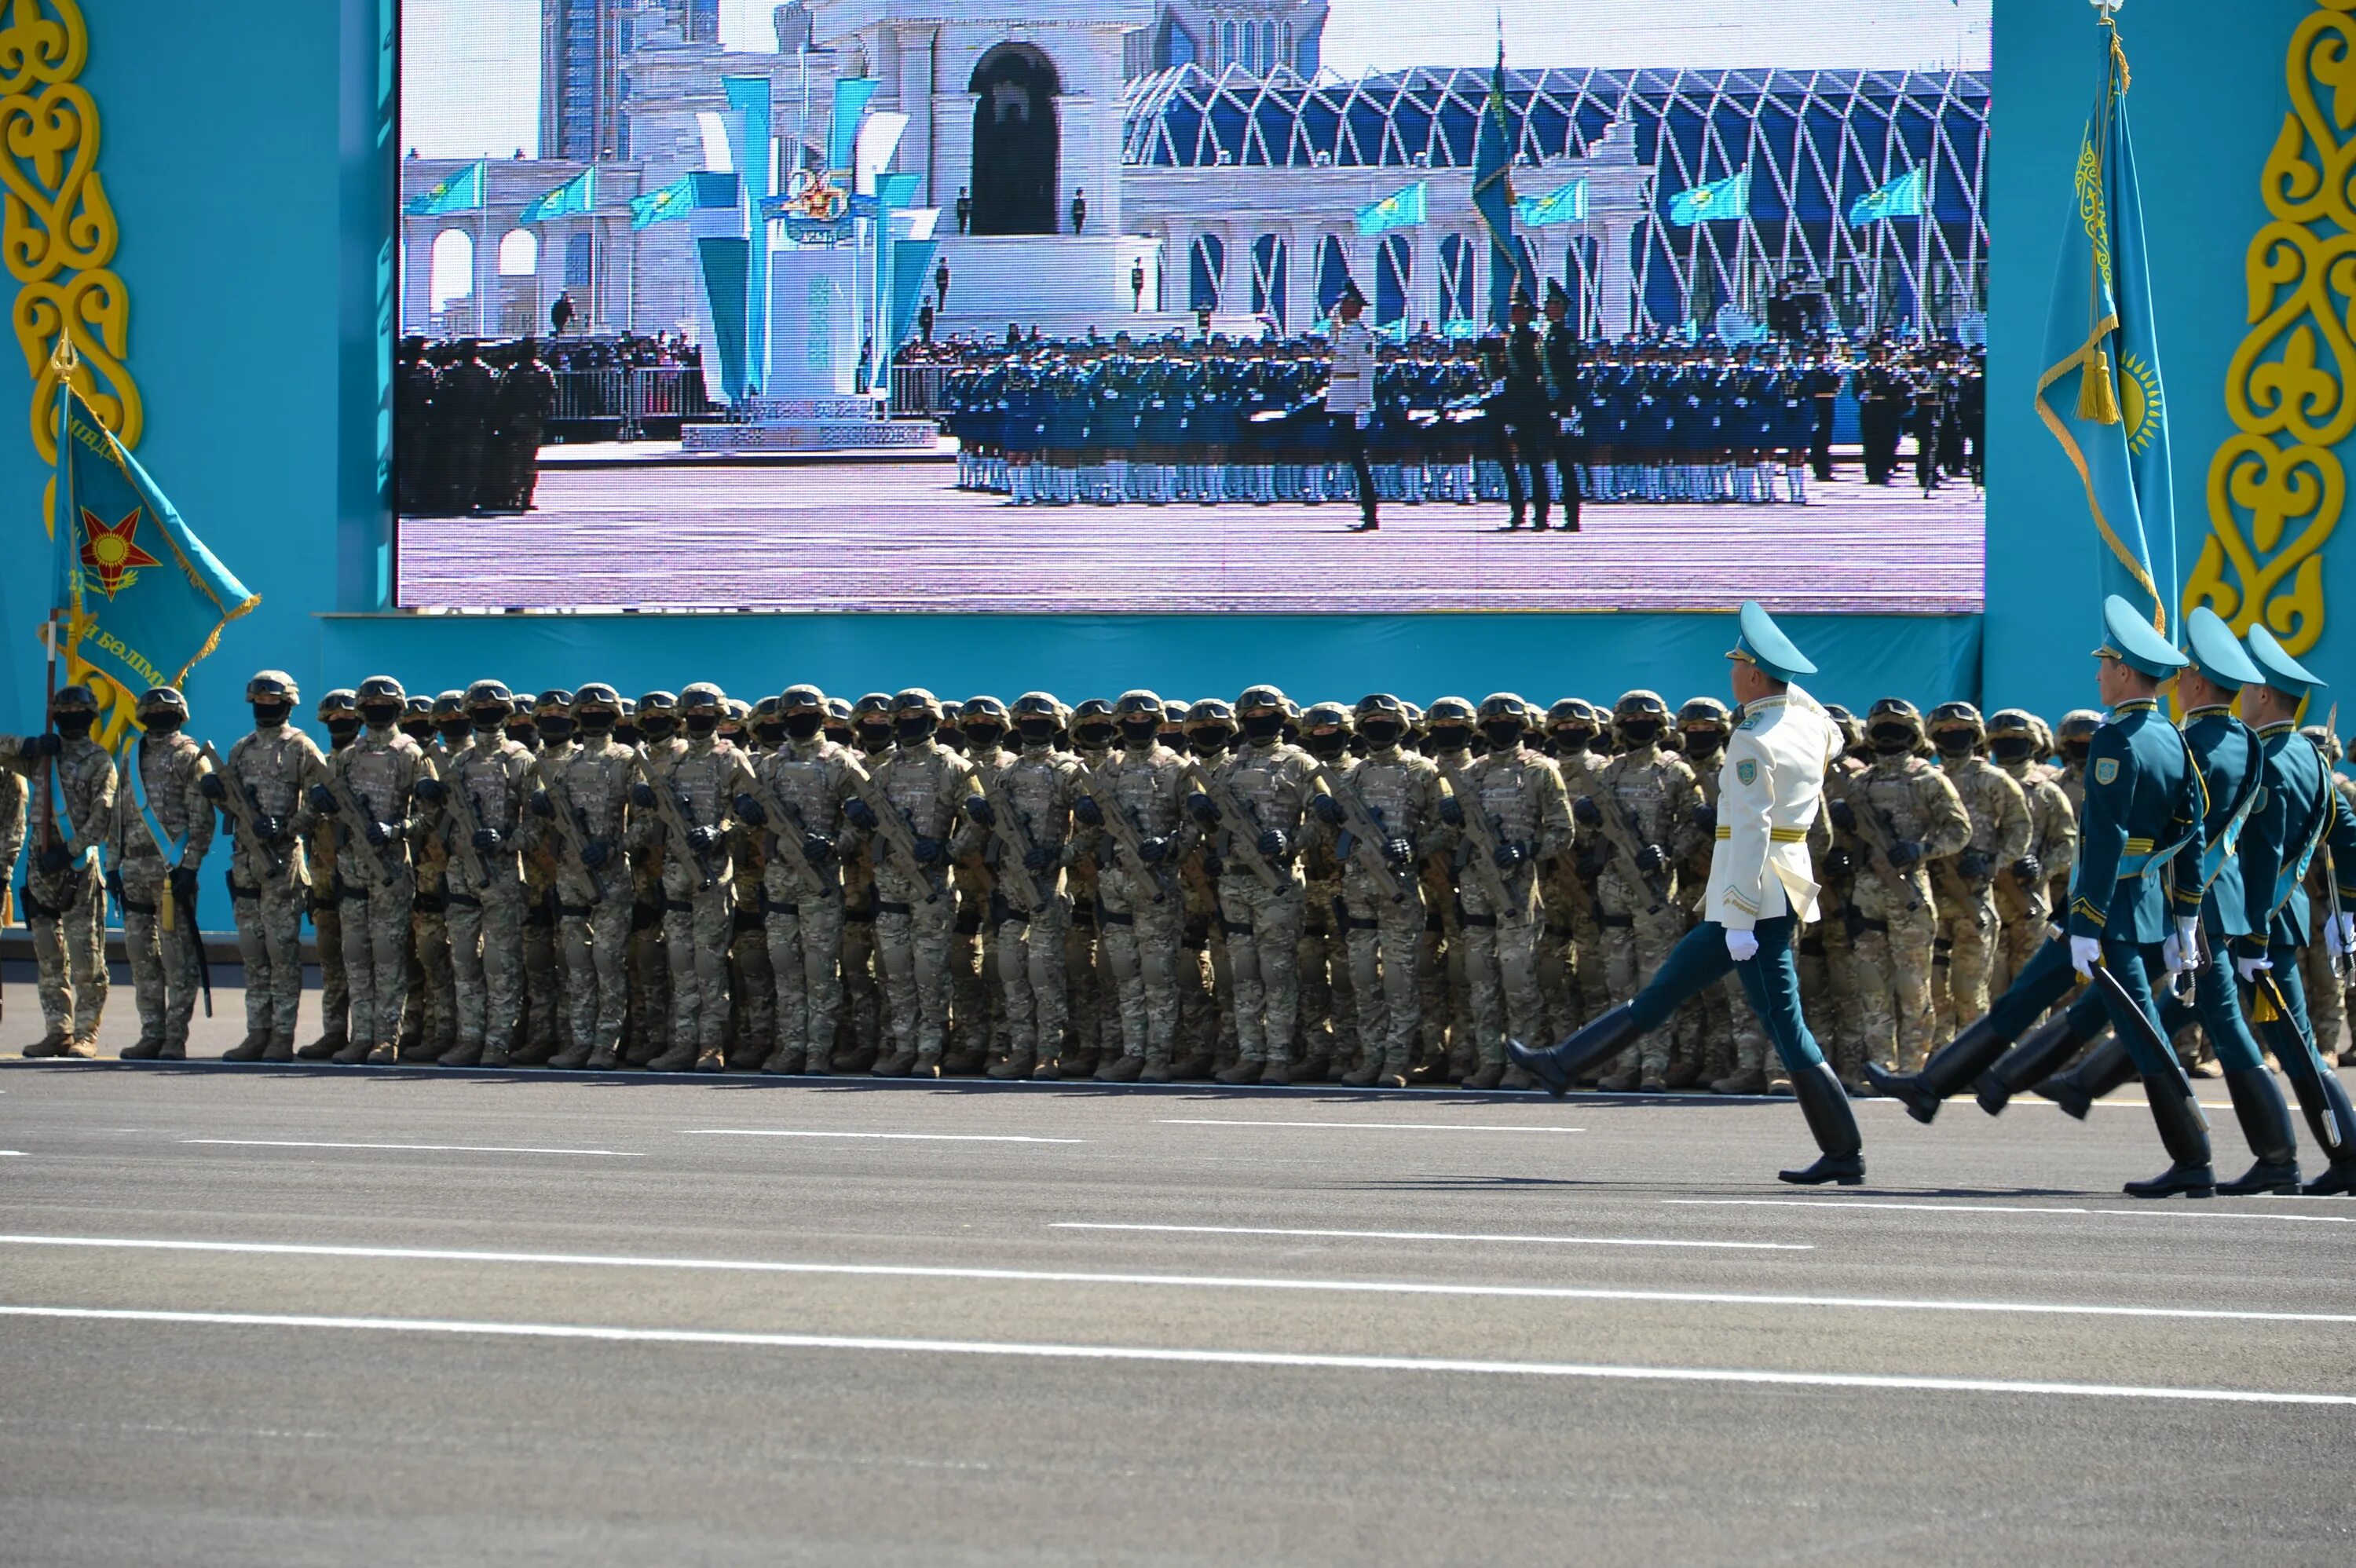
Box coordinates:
[71,749,115,862]
[1917,769,1973,860]
[1989,770,2032,863]
[180,746,216,864]
[2040,782,2077,882]
[1532,758,1573,862]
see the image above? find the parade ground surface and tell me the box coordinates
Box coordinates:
[2,989,2350,1566]
[396,459,1986,616]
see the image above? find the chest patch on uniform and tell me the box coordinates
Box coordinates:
[1735,759,1758,787]
[2093,758,2120,786]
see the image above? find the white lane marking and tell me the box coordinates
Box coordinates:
[682,1130,1086,1145]
[0,1151,24,1158]
[181,1139,642,1158]
[1666,1198,2356,1225]
[1158,1118,1582,1133]
[2,1306,2346,1406]
[1051,1222,1802,1252]
[8,1234,2350,1325]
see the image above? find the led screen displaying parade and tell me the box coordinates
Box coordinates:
[397,2,1989,615]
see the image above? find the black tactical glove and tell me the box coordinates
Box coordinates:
[843,797,879,831]
[2011,853,2043,886]
[1186,791,1220,827]
[1691,803,1717,832]
[734,794,768,828]
[963,794,996,827]
[1137,835,1171,864]
[1828,799,1856,831]
[1072,794,1104,827]
[1823,846,1854,877]
[364,820,394,846]
[581,839,613,869]
[1956,850,1994,883]
[1571,794,1601,825]
[254,813,284,843]
[802,833,836,867]
[529,789,556,819]
[25,733,61,758]
[1493,840,1527,871]
[307,784,338,813]
[1575,844,1607,880]
[1310,793,1345,826]
[413,777,448,806]
[1383,835,1414,865]
[1022,844,1052,872]
[1439,794,1465,826]
[1257,828,1290,861]
[199,773,227,802]
[684,825,719,853]
[472,827,504,852]
[912,835,946,864]
[1634,843,1668,875]
[1888,839,1925,870]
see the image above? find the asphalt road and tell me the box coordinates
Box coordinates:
[2,996,2352,1565]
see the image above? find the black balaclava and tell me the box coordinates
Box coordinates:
[783,712,823,741]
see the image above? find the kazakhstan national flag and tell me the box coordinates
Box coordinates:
[520,166,597,225]
[404,160,485,217]
[1668,167,1749,227]
[1847,166,1926,227]
[1470,47,1527,329]
[631,176,695,228]
[50,378,256,695]
[1515,178,1588,228]
[1355,181,1428,238]
[2036,20,2174,632]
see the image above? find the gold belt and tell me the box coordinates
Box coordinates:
[1714,825,1808,842]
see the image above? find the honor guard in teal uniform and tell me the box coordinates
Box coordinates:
[1511,603,1861,1185]
[2219,627,2356,1194]
[1870,596,2216,1197]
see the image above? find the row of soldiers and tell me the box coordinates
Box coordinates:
[938,308,1982,517]
[395,336,558,518]
[16,671,2348,1087]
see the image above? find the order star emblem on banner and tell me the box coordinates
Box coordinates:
[79,504,160,598]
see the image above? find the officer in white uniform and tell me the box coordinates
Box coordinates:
[1325,281,1381,534]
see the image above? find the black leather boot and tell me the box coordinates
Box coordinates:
[2034,1036,2135,1120]
[1974,1014,2095,1117]
[1778,1061,1864,1186]
[2215,1066,2302,1195]
[2285,1058,2356,1195]
[1865,1016,2013,1125]
[1508,1006,1641,1099]
[2124,1066,2215,1198]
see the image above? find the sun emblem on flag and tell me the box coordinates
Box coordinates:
[2120,351,2164,454]
[79,506,159,598]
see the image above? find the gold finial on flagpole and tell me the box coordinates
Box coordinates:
[49,336,79,378]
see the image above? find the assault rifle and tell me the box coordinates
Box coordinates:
[972,760,1052,915]
[436,750,497,888]
[631,751,717,892]
[1178,758,1287,894]
[532,762,609,905]
[844,766,941,905]
[739,763,831,901]
[1838,783,1923,914]
[302,755,404,890]
[1573,781,1667,916]
[199,740,285,881]
[1304,758,1413,905]
[1076,770,1169,905]
[1445,769,1517,914]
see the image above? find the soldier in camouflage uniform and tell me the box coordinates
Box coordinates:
[1573,691,1700,1091]
[633,682,752,1073]
[504,693,565,1062]
[421,679,535,1067]
[211,673,323,1061]
[947,696,1013,1073]
[1190,685,1323,1085]
[2299,725,2354,1064]
[832,693,897,1071]
[4,685,115,1056]
[308,675,434,1065]
[1312,693,1454,1088]
[740,685,867,1074]
[1825,698,1971,1071]
[398,690,463,1060]
[532,684,635,1069]
[1676,696,1773,1091]
[1421,697,1480,1079]
[957,691,1090,1079]
[109,687,215,1060]
[0,740,23,1024]
[720,697,776,1070]
[1987,707,2076,994]
[2049,708,2102,917]
[1926,702,2032,1042]
[1452,696,1573,1087]
[843,689,974,1076]
[1077,691,1195,1082]
[1807,703,1874,1089]
[622,693,673,1065]
[1060,698,1119,1076]
[296,690,361,1058]
[1294,703,1360,1078]
[1538,700,1612,1050]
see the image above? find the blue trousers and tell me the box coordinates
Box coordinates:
[1988,936,2176,1078]
[2157,956,2267,1075]
[2250,938,2347,1109]
[1628,915,1828,1073]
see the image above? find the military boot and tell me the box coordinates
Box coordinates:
[157,1038,188,1061]
[21,1029,68,1058]
[623,1036,666,1068]
[2124,1068,2216,1199]
[64,1036,97,1058]
[1293,1052,1330,1083]
[834,1041,880,1074]
[1030,1055,1060,1081]
[911,1050,944,1078]
[1213,1059,1262,1086]
[941,1047,989,1076]
[1337,1057,1385,1087]
[693,1047,727,1073]
[1500,1063,1535,1091]
[585,1044,621,1071]
[1509,1005,1641,1097]
[262,1033,296,1064]
[478,1037,512,1069]
[1095,1052,1143,1083]
[1460,1062,1505,1091]
[331,1036,373,1065]
[1662,1058,1707,1091]
[1596,1065,1644,1092]
[296,1030,346,1061]
[120,1036,166,1062]
[218,1031,271,1062]
[725,1039,767,1073]
[647,1040,698,1072]
[1059,1047,1097,1079]
[760,1046,807,1076]
[802,1047,833,1076]
[1171,1051,1215,1080]
[1777,1061,1866,1186]
[508,1037,559,1066]
[1139,1054,1174,1084]
[545,1040,593,1070]
[365,1042,398,1065]
[438,1040,485,1068]
[987,1051,1034,1081]
[1260,1059,1292,1087]
[872,1047,918,1077]
[1710,1066,1769,1095]
[2214,1066,2302,1197]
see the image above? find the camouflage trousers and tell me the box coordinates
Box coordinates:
[1801,919,1869,1085]
[627,898,668,1058]
[1933,888,2000,1044]
[1422,903,1456,1066]
[24,869,105,1040]
[342,878,415,1050]
[729,905,774,1061]
[2299,934,2346,1062]
[1216,873,1305,1064]
[949,894,990,1059]
[1459,875,1546,1069]
[876,885,956,1059]
[765,890,847,1065]
[447,876,526,1049]
[1100,864,1184,1065]
[1297,886,1359,1066]
[1597,895,1688,1078]
[663,883,735,1054]
[1063,909,1105,1066]
[311,891,347,1041]
[991,894,1070,1065]
[555,872,632,1055]
[232,861,309,1040]
[1537,903,1611,1047]
[119,859,200,1048]
[407,895,455,1051]
[1993,907,2050,997]
[1851,900,1938,1070]
[521,897,559,1053]
[840,900,883,1062]
[1341,872,1427,1070]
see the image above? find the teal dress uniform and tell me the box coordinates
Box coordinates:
[1512,603,1864,1186]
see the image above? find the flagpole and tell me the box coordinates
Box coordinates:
[41,343,77,864]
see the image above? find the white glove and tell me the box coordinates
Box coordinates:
[2237,952,2274,984]
[2175,916,2202,972]
[2069,936,2102,978]
[2332,912,2356,956]
[2160,932,2182,975]
[1725,927,1760,963]
[1353,410,1370,430]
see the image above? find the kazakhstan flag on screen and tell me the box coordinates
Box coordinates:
[2035,21,2174,632]
[1847,167,1925,227]
[631,176,695,228]
[1355,181,1428,238]
[1515,178,1588,228]
[1668,167,1749,227]
[404,160,484,216]
[51,379,256,695]
[520,167,596,224]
